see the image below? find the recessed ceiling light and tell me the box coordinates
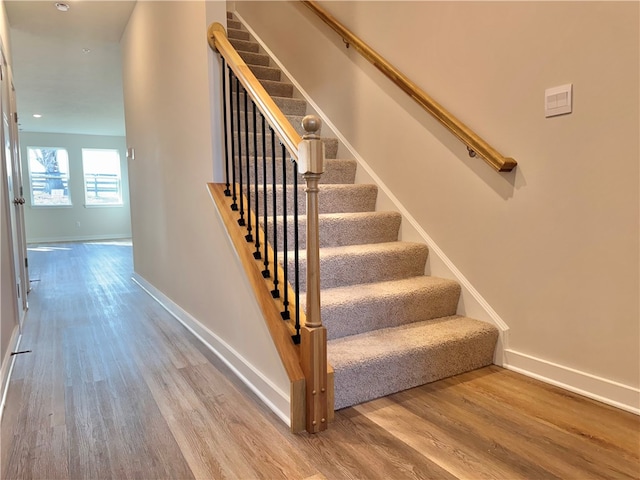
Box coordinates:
[33,114,42,118]
[82,48,91,54]
[55,2,70,12]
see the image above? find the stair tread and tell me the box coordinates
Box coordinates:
[328,315,497,368]
[262,182,376,194]
[282,210,398,222]
[316,240,427,258]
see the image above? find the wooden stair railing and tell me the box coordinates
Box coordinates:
[301,0,517,172]
[207,22,331,433]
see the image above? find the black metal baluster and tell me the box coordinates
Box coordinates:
[261,114,269,278]
[292,160,300,344]
[229,70,238,210]
[236,78,245,225]
[244,92,252,242]
[281,143,290,320]
[221,60,231,196]
[252,103,261,259]
[270,126,279,299]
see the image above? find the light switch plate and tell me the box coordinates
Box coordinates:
[545,83,573,117]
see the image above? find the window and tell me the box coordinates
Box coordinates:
[27,147,71,206]
[82,149,123,206]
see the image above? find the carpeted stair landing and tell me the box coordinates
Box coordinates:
[227,13,499,410]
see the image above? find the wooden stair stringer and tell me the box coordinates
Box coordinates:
[207,183,334,431]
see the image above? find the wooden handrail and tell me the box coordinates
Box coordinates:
[301,1,517,172]
[208,23,301,158]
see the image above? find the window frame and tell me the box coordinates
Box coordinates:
[81,148,124,207]
[26,146,72,207]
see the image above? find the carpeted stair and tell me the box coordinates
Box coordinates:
[227,13,499,410]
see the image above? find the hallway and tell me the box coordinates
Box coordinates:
[1,242,638,479]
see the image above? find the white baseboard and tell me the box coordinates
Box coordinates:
[131,273,291,426]
[504,349,639,415]
[27,233,132,244]
[0,326,21,421]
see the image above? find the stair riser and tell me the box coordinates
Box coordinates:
[292,243,428,292]
[238,50,270,67]
[247,65,281,82]
[231,79,293,98]
[227,19,242,30]
[231,114,314,137]
[331,329,498,409]
[230,94,306,116]
[229,132,338,159]
[245,158,356,186]
[229,38,260,53]
[227,28,250,41]
[267,212,400,250]
[247,184,377,217]
[322,282,461,340]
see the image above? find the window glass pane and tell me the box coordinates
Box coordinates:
[82,149,123,206]
[27,147,71,206]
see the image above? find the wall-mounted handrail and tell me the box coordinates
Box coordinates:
[301,1,517,172]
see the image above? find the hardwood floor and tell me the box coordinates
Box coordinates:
[1,241,638,479]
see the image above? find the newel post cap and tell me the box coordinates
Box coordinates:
[298,115,324,174]
[302,115,321,139]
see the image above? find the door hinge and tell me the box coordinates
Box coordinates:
[25,257,28,268]
[20,185,23,197]
[13,112,18,123]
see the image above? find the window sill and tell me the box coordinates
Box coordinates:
[83,204,124,208]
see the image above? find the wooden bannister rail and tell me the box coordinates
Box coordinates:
[301,1,517,172]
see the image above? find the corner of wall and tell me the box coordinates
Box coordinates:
[503,350,640,415]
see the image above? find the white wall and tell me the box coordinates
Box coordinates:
[120,1,290,423]
[20,132,131,243]
[236,1,639,411]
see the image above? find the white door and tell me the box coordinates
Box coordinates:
[9,83,29,298]
[1,59,28,328]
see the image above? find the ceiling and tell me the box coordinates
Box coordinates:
[5,0,136,137]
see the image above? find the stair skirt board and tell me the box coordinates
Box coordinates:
[225,13,499,410]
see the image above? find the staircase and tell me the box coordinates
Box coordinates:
[226,13,499,410]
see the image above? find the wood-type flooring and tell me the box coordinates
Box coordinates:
[1,241,638,479]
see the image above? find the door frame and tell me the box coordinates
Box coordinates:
[1,50,28,329]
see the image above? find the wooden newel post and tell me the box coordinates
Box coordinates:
[298,115,328,433]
